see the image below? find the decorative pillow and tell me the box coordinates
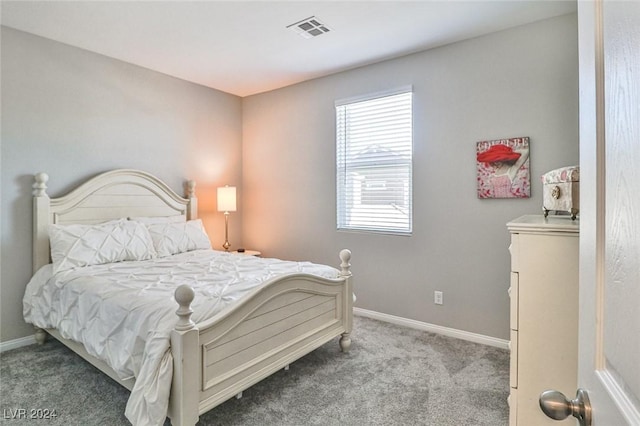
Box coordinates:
[50,219,157,274]
[147,219,211,257]
[128,215,186,224]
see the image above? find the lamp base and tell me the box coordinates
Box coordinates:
[222,212,231,251]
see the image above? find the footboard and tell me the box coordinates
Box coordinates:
[168,249,352,426]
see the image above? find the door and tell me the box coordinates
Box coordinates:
[578,0,640,424]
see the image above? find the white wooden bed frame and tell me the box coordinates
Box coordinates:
[31,169,353,426]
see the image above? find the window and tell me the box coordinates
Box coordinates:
[336,88,413,235]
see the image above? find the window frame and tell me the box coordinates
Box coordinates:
[335,86,413,236]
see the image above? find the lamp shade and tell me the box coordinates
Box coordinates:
[217,186,237,212]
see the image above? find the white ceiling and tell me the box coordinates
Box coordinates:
[1,1,576,97]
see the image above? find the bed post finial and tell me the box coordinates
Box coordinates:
[185,180,198,220]
[339,249,352,277]
[186,180,196,198]
[174,285,195,331]
[33,173,49,197]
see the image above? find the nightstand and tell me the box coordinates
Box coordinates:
[231,249,261,257]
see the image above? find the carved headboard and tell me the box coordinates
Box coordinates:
[32,169,197,272]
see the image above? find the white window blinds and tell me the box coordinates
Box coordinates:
[336,89,413,234]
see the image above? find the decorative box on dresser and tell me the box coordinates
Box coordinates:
[506,215,579,425]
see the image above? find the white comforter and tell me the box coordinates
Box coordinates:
[23,250,339,426]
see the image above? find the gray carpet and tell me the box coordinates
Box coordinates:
[0,316,509,425]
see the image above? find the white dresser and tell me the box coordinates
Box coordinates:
[506,215,579,425]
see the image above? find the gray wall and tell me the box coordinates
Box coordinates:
[0,27,243,342]
[242,14,579,340]
[1,14,579,345]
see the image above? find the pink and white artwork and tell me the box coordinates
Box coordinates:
[476,137,530,199]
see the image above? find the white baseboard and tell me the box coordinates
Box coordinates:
[0,335,36,353]
[354,307,509,350]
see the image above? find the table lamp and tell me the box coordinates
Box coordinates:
[217,185,236,251]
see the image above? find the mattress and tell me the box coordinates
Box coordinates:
[23,249,339,425]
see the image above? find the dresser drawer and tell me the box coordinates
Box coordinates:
[509,272,519,330]
[509,387,518,426]
[509,234,520,271]
[509,329,518,388]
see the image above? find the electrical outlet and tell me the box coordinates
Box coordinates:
[434,291,443,305]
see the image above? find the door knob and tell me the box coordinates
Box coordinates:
[539,389,592,426]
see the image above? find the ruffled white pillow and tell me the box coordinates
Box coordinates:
[50,219,157,274]
[146,219,211,257]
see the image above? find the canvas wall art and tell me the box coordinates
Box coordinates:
[476,137,530,199]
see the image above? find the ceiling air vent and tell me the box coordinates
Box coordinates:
[287,16,331,39]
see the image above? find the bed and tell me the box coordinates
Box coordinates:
[25,169,353,426]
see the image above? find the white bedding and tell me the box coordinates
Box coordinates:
[23,250,339,426]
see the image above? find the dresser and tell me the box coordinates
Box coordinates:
[506,215,579,425]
